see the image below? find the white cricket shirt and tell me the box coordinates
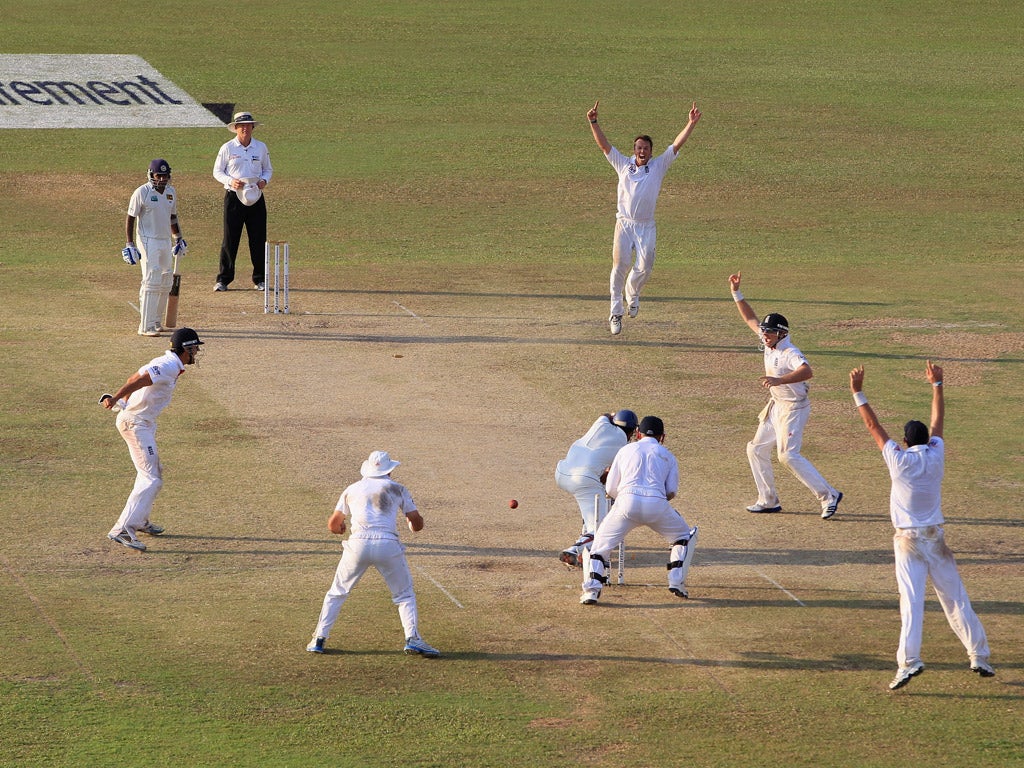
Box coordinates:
[763,336,811,403]
[607,146,677,223]
[122,350,185,423]
[214,136,273,190]
[883,438,945,529]
[127,183,177,241]
[336,477,417,540]
[605,436,679,500]
[557,416,628,479]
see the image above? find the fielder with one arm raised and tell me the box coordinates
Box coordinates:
[850,361,994,690]
[100,327,204,551]
[729,271,843,519]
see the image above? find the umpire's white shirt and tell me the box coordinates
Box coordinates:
[122,351,184,424]
[883,438,945,529]
[606,436,679,500]
[127,183,177,241]
[607,146,677,223]
[214,137,273,189]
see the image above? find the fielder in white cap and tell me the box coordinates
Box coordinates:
[306,451,441,657]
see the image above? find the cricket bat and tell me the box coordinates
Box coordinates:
[164,255,181,328]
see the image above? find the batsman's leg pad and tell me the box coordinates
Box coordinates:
[582,551,609,591]
[667,526,698,590]
[139,288,162,333]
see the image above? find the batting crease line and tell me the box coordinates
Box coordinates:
[756,570,806,606]
[393,301,422,319]
[0,553,98,685]
[641,611,732,694]
[128,301,139,312]
[414,565,464,609]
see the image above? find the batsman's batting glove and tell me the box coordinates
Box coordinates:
[122,244,141,265]
[172,237,188,257]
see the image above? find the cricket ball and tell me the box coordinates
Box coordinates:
[508,499,518,509]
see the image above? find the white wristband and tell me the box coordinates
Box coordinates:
[731,290,744,302]
[853,392,868,407]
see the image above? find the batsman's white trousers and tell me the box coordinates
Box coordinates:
[108,414,162,538]
[746,399,836,506]
[610,218,656,317]
[138,236,173,333]
[582,493,691,592]
[313,536,419,641]
[555,469,608,534]
[893,526,990,668]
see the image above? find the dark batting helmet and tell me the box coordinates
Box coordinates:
[148,158,171,186]
[170,327,203,353]
[612,409,639,435]
[759,313,790,335]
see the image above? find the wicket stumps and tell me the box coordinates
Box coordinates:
[264,241,290,314]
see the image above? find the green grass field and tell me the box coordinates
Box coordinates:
[2,2,1022,766]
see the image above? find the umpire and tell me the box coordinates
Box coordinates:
[213,111,273,291]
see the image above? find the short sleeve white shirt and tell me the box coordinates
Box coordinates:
[882,437,945,529]
[122,350,185,423]
[214,136,273,189]
[764,336,810,402]
[607,146,677,222]
[605,436,679,500]
[127,183,177,241]
[557,416,628,480]
[336,477,417,540]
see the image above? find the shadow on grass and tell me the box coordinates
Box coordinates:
[197,326,1023,363]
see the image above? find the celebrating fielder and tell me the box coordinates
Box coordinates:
[588,100,701,335]
[123,159,187,336]
[729,272,843,519]
[580,416,698,605]
[850,362,994,690]
[101,327,204,551]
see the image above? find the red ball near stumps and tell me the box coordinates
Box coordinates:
[508,499,518,509]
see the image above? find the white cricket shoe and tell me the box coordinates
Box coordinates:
[889,661,924,690]
[627,298,639,318]
[970,659,995,677]
[580,589,601,605]
[609,315,622,335]
[108,531,146,551]
[404,636,441,658]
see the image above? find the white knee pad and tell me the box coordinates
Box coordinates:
[667,526,698,590]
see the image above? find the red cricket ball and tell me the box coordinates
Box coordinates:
[508,499,518,509]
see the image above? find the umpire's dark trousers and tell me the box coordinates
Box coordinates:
[217,191,267,287]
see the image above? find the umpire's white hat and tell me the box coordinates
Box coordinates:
[227,111,262,129]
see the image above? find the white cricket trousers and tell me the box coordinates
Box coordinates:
[609,218,656,317]
[108,414,162,538]
[313,536,419,641]
[893,526,990,668]
[138,236,173,334]
[582,493,691,592]
[746,399,836,506]
[554,468,608,534]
